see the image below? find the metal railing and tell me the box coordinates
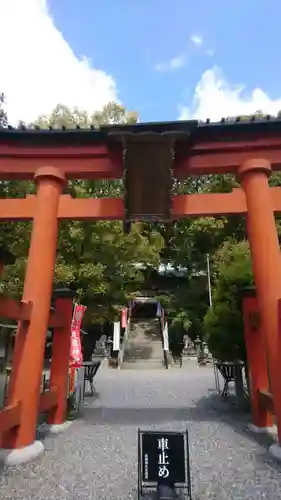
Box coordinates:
[159,317,169,369]
[117,317,131,368]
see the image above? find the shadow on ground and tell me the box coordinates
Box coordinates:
[81,390,247,426]
[80,389,280,470]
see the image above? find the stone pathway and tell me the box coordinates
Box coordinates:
[1,365,281,499]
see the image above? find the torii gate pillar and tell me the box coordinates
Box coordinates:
[238,159,281,457]
[1,167,65,457]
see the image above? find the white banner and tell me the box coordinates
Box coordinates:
[113,321,120,351]
[156,301,161,317]
[163,322,169,351]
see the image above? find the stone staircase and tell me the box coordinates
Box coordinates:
[122,319,164,370]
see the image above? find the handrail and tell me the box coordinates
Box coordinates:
[159,316,169,369]
[118,317,131,368]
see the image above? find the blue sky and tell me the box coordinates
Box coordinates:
[2,0,281,124]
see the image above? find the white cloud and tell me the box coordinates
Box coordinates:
[0,0,118,124]
[190,34,203,47]
[179,66,281,121]
[155,35,203,73]
[155,55,186,72]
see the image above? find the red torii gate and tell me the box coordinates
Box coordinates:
[0,119,281,463]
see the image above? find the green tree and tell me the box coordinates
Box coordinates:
[32,102,138,130]
[0,93,35,295]
[203,240,253,361]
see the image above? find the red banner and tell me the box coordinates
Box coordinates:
[70,303,87,368]
[121,308,127,328]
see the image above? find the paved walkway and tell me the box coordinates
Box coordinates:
[1,365,281,499]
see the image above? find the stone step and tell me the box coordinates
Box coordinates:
[123,321,164,369]
[124,346,163,357]
[124,358,163,363]
[124,354,163,358]
[124,346,163,353]
[122,362,164,370]
[124,345,162,352]
[126,338,162,342]
[128,341,162,347]
[124,352,163,358]
[125,354,163,358]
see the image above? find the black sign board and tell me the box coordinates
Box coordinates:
[137,429,192,499]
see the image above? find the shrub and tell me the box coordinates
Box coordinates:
[203,240,253,362]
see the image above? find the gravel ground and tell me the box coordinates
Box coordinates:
[1,364,281,500]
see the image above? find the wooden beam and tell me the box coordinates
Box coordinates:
[0,402,21,432]
[174,140,281,176]
[39,388,58,413]
[0,145,109,157]
[1,187,281,220]
[175,149,281,176]
[172,189,247,217]
[186,136,281,152]
[0,297,32,321]
[172,187,281,217]
[0,158,122,180]
[0,195,124,220]
[2,136,281,179]
[0,145,123,180]
[0,297,66,327]
[59,195,124,220]
[0,196,35,219]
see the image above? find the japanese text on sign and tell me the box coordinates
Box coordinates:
[158,436,170,478]
[139,430,188,488]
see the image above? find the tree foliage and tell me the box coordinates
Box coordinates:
[203,240,253,361]
[1,97,281,361]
